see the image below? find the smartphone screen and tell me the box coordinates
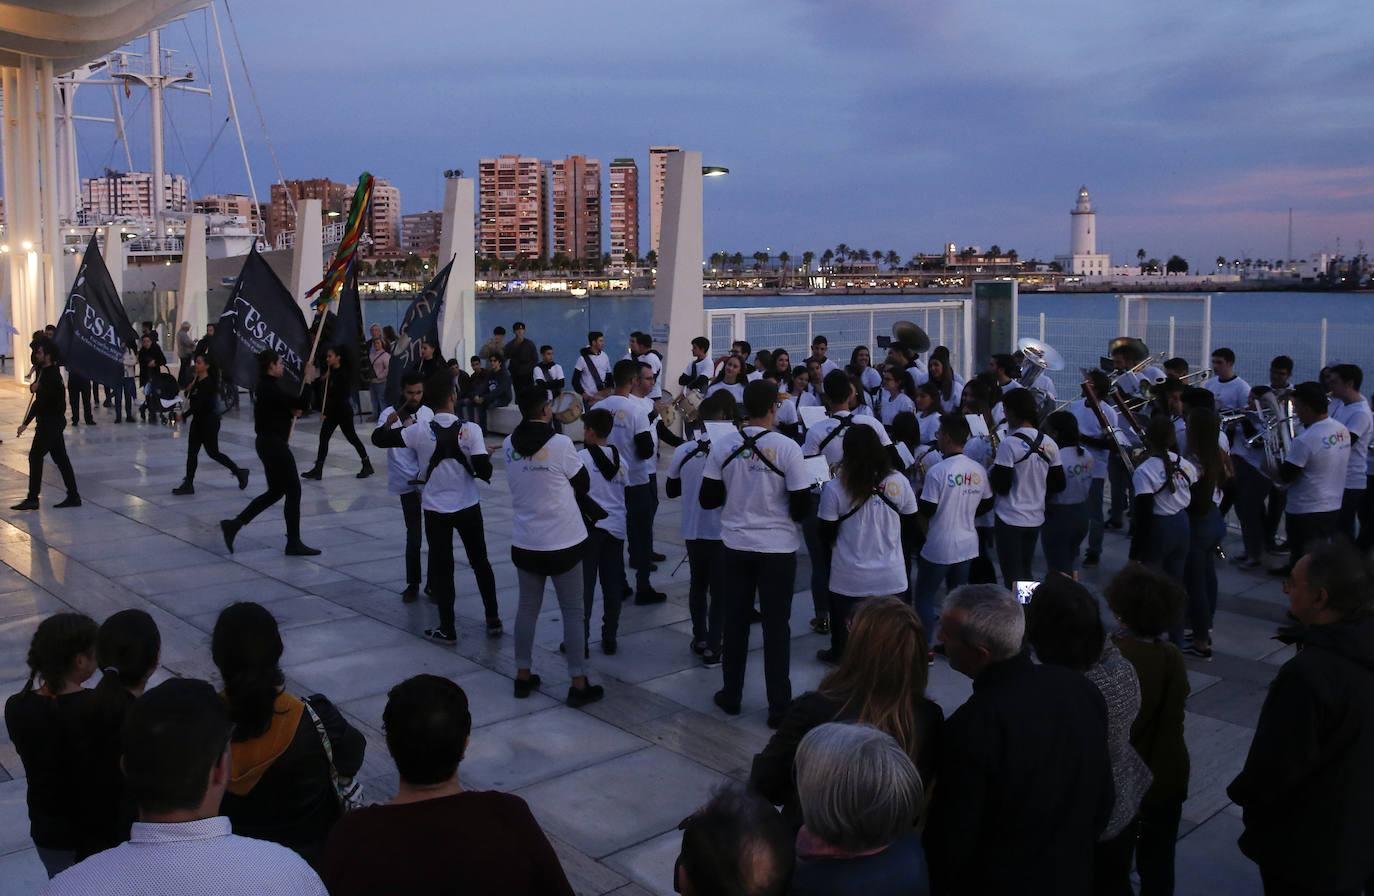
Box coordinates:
[1014,580,1040,604]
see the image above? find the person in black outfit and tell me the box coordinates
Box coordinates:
[172,353,250,496]
[302,346,373,481]
[13,340,80,510]
[135,334,167,423]
[220,350,319,556]
[66,369,96,426]
[414,337,444,380]
[502,321,539,391]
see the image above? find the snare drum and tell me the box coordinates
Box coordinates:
[552,392,584,424]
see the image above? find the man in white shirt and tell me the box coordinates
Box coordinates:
[1327,364,1371,540]
[807,335,840,379]
[596,359,666,604]
[679,336,713,393]
[701,380,811,728]
[1109,343,1165,400]
[42,679,327,896]
[572,331,612,403]
[990,389,1066,587]
[1274,382,1352,572]
[626,332,664,400]
[1069,371,1123,566]
[1205,347,1251,411]
[371,371,434,602]
[532,345,565,403]
[911,414,995,639]
[578,408,630,655]
[373,371,498,643]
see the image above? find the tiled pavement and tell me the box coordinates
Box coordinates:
[0,379,1282,894]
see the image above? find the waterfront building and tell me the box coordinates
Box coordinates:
[267,178,351,242]
[367,178,402,257]
[401,210,443,257]
[1054,186,1111,277]
[80,169,188,222]
[609,158,639,264]
[648,145,680,255]
[550,155,602,263]
[191,193,264,233]
[479,154,547,259]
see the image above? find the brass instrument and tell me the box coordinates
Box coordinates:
[1080,379,1138,473]
[1247,393,1293,475]
[891,321,932,354]
[1015,337,1066,421]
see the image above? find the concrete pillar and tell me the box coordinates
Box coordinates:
[437,177,475,362]
[177,213,208,337]
[101,225,125,297]
[650,150,705,400]
[289,198,323,319]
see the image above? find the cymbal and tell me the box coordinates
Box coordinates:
[892,320,931,354]
[1016,336,1066,371]
[1108,336,1148,361]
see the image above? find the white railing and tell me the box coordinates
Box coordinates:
[273,220,349,251]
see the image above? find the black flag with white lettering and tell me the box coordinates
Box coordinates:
[52,235,138,388]
[333,261,364,396]
[386,257,453,400]
[210,245,310,391]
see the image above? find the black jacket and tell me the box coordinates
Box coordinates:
[184,375,221,425]
[25,365,66,424]
[503,337,538,382]
[927,652,1113,896]
[254,375,311,442]
[3,688,90,850]
[1227,616,1374,891]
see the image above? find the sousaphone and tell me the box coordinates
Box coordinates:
[892,321,931,354]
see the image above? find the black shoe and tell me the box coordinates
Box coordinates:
[124,417,137,424]
[54,495,81,508]
[1105,519,1123,530]
[1082,552,1100,567]
[301,467,323,480]
[651,551,667,562]
[357,460,374,479]
[172,482,194,496]
[1183,639,1214,659]
[102,398,113,407]
[809,617,830,635]
[219,519,240,553]
[713,690,741,716]
[235,468,250,490]
[114,416,122,423]
[70,418,79,426]
[601,637,618,656]
[284,541,322,556]
[634,589,667,605]
[401,585,419,603]
[701,647,722,666]
[690,639,708,657]
[767,712,786,730]
[486,618,503,638]
[424,628,457,643]
[85,418,96,426]
[566,683,605,708]
[10,497,38,511]
[749,608,764,624]
[514,674,541,698]
[816,648,840,664]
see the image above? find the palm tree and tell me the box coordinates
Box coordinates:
[820,249,834,269]
[989,244,1002,257]
[730,252,743,269]
[1215,255,1226,270]
[709,251,724,270]
[1008,249,1019,266]
[752,251,769,271]
[645,250,658,268]
[1137,249,1146,273]
[802,250,815,273]
[886,251,901,270]
[834,244,850,265]
[855,249,871,263]
[778,250,790,271]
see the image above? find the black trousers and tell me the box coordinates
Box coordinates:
[400,490,423,586]
[994,519,1040,587]
[314,411,367,467]
[686,537,725,651]
[1286,510,1339,564]
[235,436,302,544]
[27,418,78,499]
[66,375,93,422]
[186,418,239,482]
[626,474,658,590]
[582,526,626,640]
[721,548,796,716]
[425,503,498,632]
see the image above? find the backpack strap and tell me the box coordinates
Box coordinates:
[581,348,605,391]
[723,431,786,477]
[835,482,903,526]
[682,439,711,468]
[415,420,475,485]
[815,415,855,454]
[1011,430,1051,465]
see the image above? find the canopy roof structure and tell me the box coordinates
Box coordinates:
[0,0,205,72]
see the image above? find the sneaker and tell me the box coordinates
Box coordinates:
[513,674,541,698]
[235,468,250,490]
[601,637,618,656]
[809,617,831,635]
[486,618,503,638]
[1183,640,1214,659]
[54,495,82,508]
[172,482,194,496]
[10,497,38,511]
[712,690,741,716]
[284,541,322,557]
[423,628,457,643]
[1268,540,1289,554]
[301,467,323,481]
[634,589,667,605]
[690,639,708,657]
[220,519,240,553]
[566,683,605,708]
[700,647,722,667]
[1082,552,1100,568]
[401,585,419,603]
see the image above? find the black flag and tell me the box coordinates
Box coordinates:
[333,262,364,396]
[211,245,310,392]
[52,235,138,388]
[386,258,453,400]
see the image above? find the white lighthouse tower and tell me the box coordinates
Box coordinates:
[1055,186,1110,278]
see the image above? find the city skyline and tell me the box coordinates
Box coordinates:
[62,0,1373,268]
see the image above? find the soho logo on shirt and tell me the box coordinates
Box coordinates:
[506,446,551,463]
[947,471,982,487]
[1066,459,1095,477]
[1320,432,1349,448]
[884,480,903,498]
[737,446,777,463]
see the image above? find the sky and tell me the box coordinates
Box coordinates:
[73,0,1374,269]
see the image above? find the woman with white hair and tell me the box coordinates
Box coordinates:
[791,722,929,895]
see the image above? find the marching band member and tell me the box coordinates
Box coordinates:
[959,379,1000,584]
[572,331,612,404]
[890,411,940,495]
[1229,385,1277,568]
[1327,364,1371,540]
[914,383,942,444]
[807,335,840,379]
[707,356,746,402]
[12,339,80,511]
[371,372,433,602]
[1271,382,1351,574]
[628,332,664,400]
[1182,407,1232,656]
[532,345,565,402]
[597,360,665,606]
[1069,370,1122,567]
[1128,415,1198,603]
[679,336,713,391]
[877,366,915,428]
[847,345,882,396]
[1041,411,1092,578]
[577,409,630,657]
[990,389,1066,587]
[1204,348,1250,411]
[927,346,963,413]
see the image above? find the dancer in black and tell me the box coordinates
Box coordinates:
[13,340,80,510]
[172,353,250,496]
[219,350,319,556]
[301,346,373,481]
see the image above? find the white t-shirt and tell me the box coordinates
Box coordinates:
[667,437,722,541]
[707,380,745,402]
[503,430,586,552]
[375,403,435,496]
[815,357,840,379]
[905,360,929,388]
[1205,375,1251,412]
[858,366,881,393]
[1068,398,1119,480]
[579,446,629,539]
[939,376,964,413]
[775,394,799,429]
[903,444,943,494]
[1330,398,1372,490]
[803,410,892,467]
[819,472,917,597]
[992,426,1063,527]
[1286,416,1351,514]
[595,393,654,487]
[1131,452,1198,516]
[920,453,993,565]
[533,362,565,401]
[634,351,664,399]
[402,413,486,513]
[702,426,809,553]
[1051,445,1095,505]
[917,411,940,445]
[573,349,611,396]
[963,434,997,527]
[682,357,712,388]
[878,391,915,428]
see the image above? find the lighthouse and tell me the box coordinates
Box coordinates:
[1055,186,1111,278]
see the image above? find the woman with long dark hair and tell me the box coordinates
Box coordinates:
[220,350,319,556]
[1042,411,1092,577]
[707,355,746,402]
[1181,406,1233,655]
[1129,415,1197,610]
[750,597,943,830]
[302,346,374,481]
[928,346,963,413]
[213,601,365,869]
[848,345,881,396]
[77,610,160,857]
[173,352,249,496]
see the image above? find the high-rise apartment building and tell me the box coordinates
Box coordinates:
[648,145,680,255]
[367,178,402,257]
[608,158,639,264]
[550,155,602,263]
[267,178,351,242]
[478,155,547,259]
[401,210,444,257]
[80,169,188,222]
[192,193,264,233]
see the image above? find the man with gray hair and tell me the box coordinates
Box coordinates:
[928,584,1113,896]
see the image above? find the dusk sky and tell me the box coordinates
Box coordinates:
[77,0,1373,269]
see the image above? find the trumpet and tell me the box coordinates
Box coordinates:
[1109,350,1168,384]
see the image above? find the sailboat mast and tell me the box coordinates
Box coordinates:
[149,29,165,237]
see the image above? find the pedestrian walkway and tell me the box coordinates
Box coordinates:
[0,380,1278,894]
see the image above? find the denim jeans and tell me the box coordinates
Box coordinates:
[994,519,1040,587]
[368,381,387,419]
[1042,501,1089,577]
[911,554,972,638]
[1086,476,1106,555]
[1184,506,1224,639]
[1151,510,1191,644]
[582,527,626,641]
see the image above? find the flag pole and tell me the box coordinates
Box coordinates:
[287,313,328,443]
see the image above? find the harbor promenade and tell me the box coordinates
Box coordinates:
[0,378,1279,894]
